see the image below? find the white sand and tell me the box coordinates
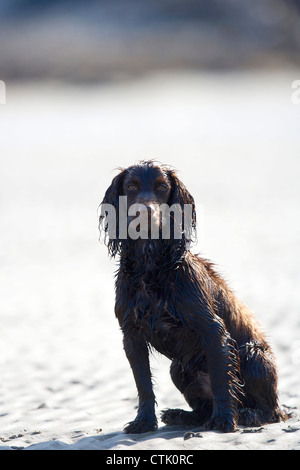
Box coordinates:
[0,71,300,450]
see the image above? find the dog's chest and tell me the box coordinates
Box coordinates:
[117,266,203,361]
[128,285,200,361]
[125,277,183,356]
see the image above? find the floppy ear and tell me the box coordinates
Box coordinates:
[167,170,197,243]
[99,168,127,257]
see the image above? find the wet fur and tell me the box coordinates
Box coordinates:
[99,160,286,433]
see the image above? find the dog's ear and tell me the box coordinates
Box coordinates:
[167,169,197,243]
[101,168,126,207]
[99,168,127,257]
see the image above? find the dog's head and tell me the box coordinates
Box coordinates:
[99,160,196,257]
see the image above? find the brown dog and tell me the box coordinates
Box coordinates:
[100,160,286,433]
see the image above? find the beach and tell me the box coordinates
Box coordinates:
[0,71,300,450]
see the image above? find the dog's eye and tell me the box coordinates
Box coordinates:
[157,182,169,191]
[127,183,137,191]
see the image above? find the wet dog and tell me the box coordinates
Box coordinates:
[99,160,286,433]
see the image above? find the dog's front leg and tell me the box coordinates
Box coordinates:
[122,330,157,434]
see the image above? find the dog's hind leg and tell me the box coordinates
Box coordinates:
[238,341,287,426]
[161,358,213,426]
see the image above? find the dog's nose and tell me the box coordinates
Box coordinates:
[135,203,156,214]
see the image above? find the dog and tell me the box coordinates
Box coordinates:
[99,160,286,433]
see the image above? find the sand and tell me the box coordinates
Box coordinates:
[0,71,300,450]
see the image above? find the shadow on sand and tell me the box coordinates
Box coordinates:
[1,425,201,450]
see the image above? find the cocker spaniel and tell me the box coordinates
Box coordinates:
[99,160,286,433]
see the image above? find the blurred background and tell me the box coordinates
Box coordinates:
[1,0,300,81]
[0,0,300,443]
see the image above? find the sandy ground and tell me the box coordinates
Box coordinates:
[0,71,300,450]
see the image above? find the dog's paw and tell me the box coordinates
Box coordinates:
[161,408,186,425]
[161,408,200,426]
[204,413,237,433]
[124,418,157,434]
[238,408,264,426]
[161,408,207,426]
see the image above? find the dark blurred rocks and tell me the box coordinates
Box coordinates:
[0,0,299,82]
